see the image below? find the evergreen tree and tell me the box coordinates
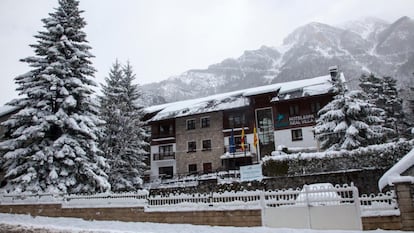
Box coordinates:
[359,74,404,137]
[0,0,110,194]
[99,61,149,192]
[382,76,405,135]
[315,90,392,150]
[403,75,414,136]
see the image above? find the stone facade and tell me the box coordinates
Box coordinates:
[395,182,414,231]
[0,204,262,227]
[362,216,402,230]
[175,111,224,175]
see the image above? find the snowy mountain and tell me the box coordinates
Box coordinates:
[340,17,389,41]
[142,16,414,104]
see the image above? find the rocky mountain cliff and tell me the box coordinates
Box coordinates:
[141,16,414,106]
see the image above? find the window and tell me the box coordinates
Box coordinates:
[202,139,212,151]
[188,164,197,174]
[159,145,173,155]
[187,141,197,152]
[159,124,173,135]
[289,105,300,116]
[228,114,245,128]
[203,163,212,173]
[187,119,196,130]
[311,102,321,113]
[201,117,210,128]
[158,166,173,179]
[291,129,303,141]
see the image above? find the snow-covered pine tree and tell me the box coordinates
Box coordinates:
[99,61,149,192]
[359,73,383,102]
[382,76,405,135]
[402,75,414,136]
[315,89,392,151]
[359,74,404,137]
[0,0,110,194]
[98,60,124,164]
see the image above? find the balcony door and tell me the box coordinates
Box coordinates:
[255,107,275,159]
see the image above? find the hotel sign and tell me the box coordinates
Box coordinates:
[289,114,315,126]
[240,164,263,182]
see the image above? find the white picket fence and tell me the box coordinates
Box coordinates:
[63,190,149,208]
[0,184,399,217]
[146,190,262,211]
[359,191,400,217]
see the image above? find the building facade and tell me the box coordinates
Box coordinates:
[145,69,343,179]
[175,111,224,176]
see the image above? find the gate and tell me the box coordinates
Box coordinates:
[261,183,362,230]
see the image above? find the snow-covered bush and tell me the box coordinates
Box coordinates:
[262,140,413,176]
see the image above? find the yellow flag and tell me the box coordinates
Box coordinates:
[253,126,258,148]
[241,127,245,151]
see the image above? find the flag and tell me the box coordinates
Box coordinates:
[229,128,236,154]
[253,126,258,148]
[241,127,245,151]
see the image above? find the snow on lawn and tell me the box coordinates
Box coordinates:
[0,213,404,233]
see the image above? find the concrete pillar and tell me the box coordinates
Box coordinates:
[394,182,414,231]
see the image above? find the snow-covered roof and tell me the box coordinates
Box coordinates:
[0,105,18,118]
[145,92,250,121]
[378,147,414,191]
[145,74,342,122]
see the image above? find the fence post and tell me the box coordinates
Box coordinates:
[304,185,312,229]
[393,181,414,231]
[260,191,265,226]
[352,183,363,230]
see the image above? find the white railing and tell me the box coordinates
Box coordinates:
[63,191,149,208]
[0,193,63,205]
[359,191,400,217]
[263,183,358,207]
[0,184,401,217]
[146,190,262,211]
[263,188,300,207]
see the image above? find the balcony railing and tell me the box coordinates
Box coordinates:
[152,132,175,139]
[224,144,251,154]
[153,152,176,161]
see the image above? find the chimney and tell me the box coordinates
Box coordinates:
[329,65,338,79]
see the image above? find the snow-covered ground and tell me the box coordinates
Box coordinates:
[0,213,404,233]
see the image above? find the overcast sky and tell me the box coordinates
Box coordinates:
[0,0,413,106]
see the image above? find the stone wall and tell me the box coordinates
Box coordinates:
[362,216,402,230]
[1,181,413,230]
[395,182,414,231]
[0,203,405,230]
[0,204,261,227]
